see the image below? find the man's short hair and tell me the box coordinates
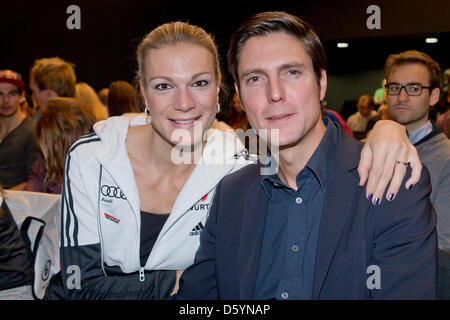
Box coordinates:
[384,50,441,90]
[30,57,76,97]
[360,94,375,107]
[227,11,327,88]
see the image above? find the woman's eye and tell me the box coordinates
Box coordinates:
[155,83,172,90]
[193,80,208,87]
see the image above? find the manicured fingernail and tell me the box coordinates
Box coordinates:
[388,193,394,201]
[368,193,373,200]
[374,198,380,205]
[408,184,413,190]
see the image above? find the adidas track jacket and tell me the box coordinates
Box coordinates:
[57,115,251,299]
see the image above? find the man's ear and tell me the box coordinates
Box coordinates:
[429,87,440,106]
[234,82,245,112]
[319,69,327,102]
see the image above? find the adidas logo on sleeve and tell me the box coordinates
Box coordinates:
[189,222,204,236]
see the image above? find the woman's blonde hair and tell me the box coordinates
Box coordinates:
[75,82,109,121]
[135,21,223,106]
[36,97,96,185]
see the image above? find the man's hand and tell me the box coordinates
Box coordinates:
[358,120,422,204]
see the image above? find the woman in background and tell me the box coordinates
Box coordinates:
[107,80,140,116]
[226,91,249,131]
[75,82,109,121]
[24,97,96,194]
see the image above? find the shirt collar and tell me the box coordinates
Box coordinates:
[260,118,338,199]
[408,120,433,145]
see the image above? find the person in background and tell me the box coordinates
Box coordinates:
[435,87,450,138]
[107,80,140,116]
[226,91,249,131]
[0,69,37,189]
[0,185,34,299]
[75,82,109,121]
[373,79,387,106]
[20,94,37,119]
[384,50,450,251]
[365,93,393,139]
[29,57,77,121]
[436,108,450,138]
[323,108,353,137]
[97,88,109,107]
[346,94,378,140]
[24,97,97,194]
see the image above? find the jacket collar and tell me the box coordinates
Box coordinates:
[93,115,248,232]
[238,164,268,299]
[311,129,362,299]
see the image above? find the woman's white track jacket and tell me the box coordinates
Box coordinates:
[58,115,252,299]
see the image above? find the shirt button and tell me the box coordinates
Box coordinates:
[291,245,299,252]
[281,291,289,299]
[295,197,303,204]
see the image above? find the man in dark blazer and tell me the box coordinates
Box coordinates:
[175,11,437,300]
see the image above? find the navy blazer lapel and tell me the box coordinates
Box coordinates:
[312,130,363,299]
[238,165,269,300]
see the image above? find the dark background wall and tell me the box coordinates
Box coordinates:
[1,0,449,116]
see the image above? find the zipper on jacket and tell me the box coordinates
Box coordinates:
[139,267,145,282]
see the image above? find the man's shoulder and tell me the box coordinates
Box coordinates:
[21,116,36,129]
[220,162,260,191]
[11,117,35,137]
[418,132,450,163]
[347,112,360,121]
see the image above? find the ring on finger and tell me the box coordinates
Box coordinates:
[396,160,409,166]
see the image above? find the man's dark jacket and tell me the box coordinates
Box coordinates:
[176,125,437,300]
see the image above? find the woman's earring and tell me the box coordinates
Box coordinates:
[216,103,221,114]
[144,105,151,123]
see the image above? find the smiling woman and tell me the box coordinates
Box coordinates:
[43,21,250,300]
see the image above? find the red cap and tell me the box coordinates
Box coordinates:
[0,69,25,91]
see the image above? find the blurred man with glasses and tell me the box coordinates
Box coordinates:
[385,50,450,251]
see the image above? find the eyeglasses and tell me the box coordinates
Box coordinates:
[385,83,432,96]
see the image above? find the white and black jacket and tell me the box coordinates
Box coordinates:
[54,115,252,299]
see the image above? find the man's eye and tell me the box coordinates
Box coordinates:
[248,76,260,83]
[409,85,420,92]
[288,70,299,75]
[155,83,172,90]
[193,80,208,87]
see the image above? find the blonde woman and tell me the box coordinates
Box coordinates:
[75,82,109,121]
